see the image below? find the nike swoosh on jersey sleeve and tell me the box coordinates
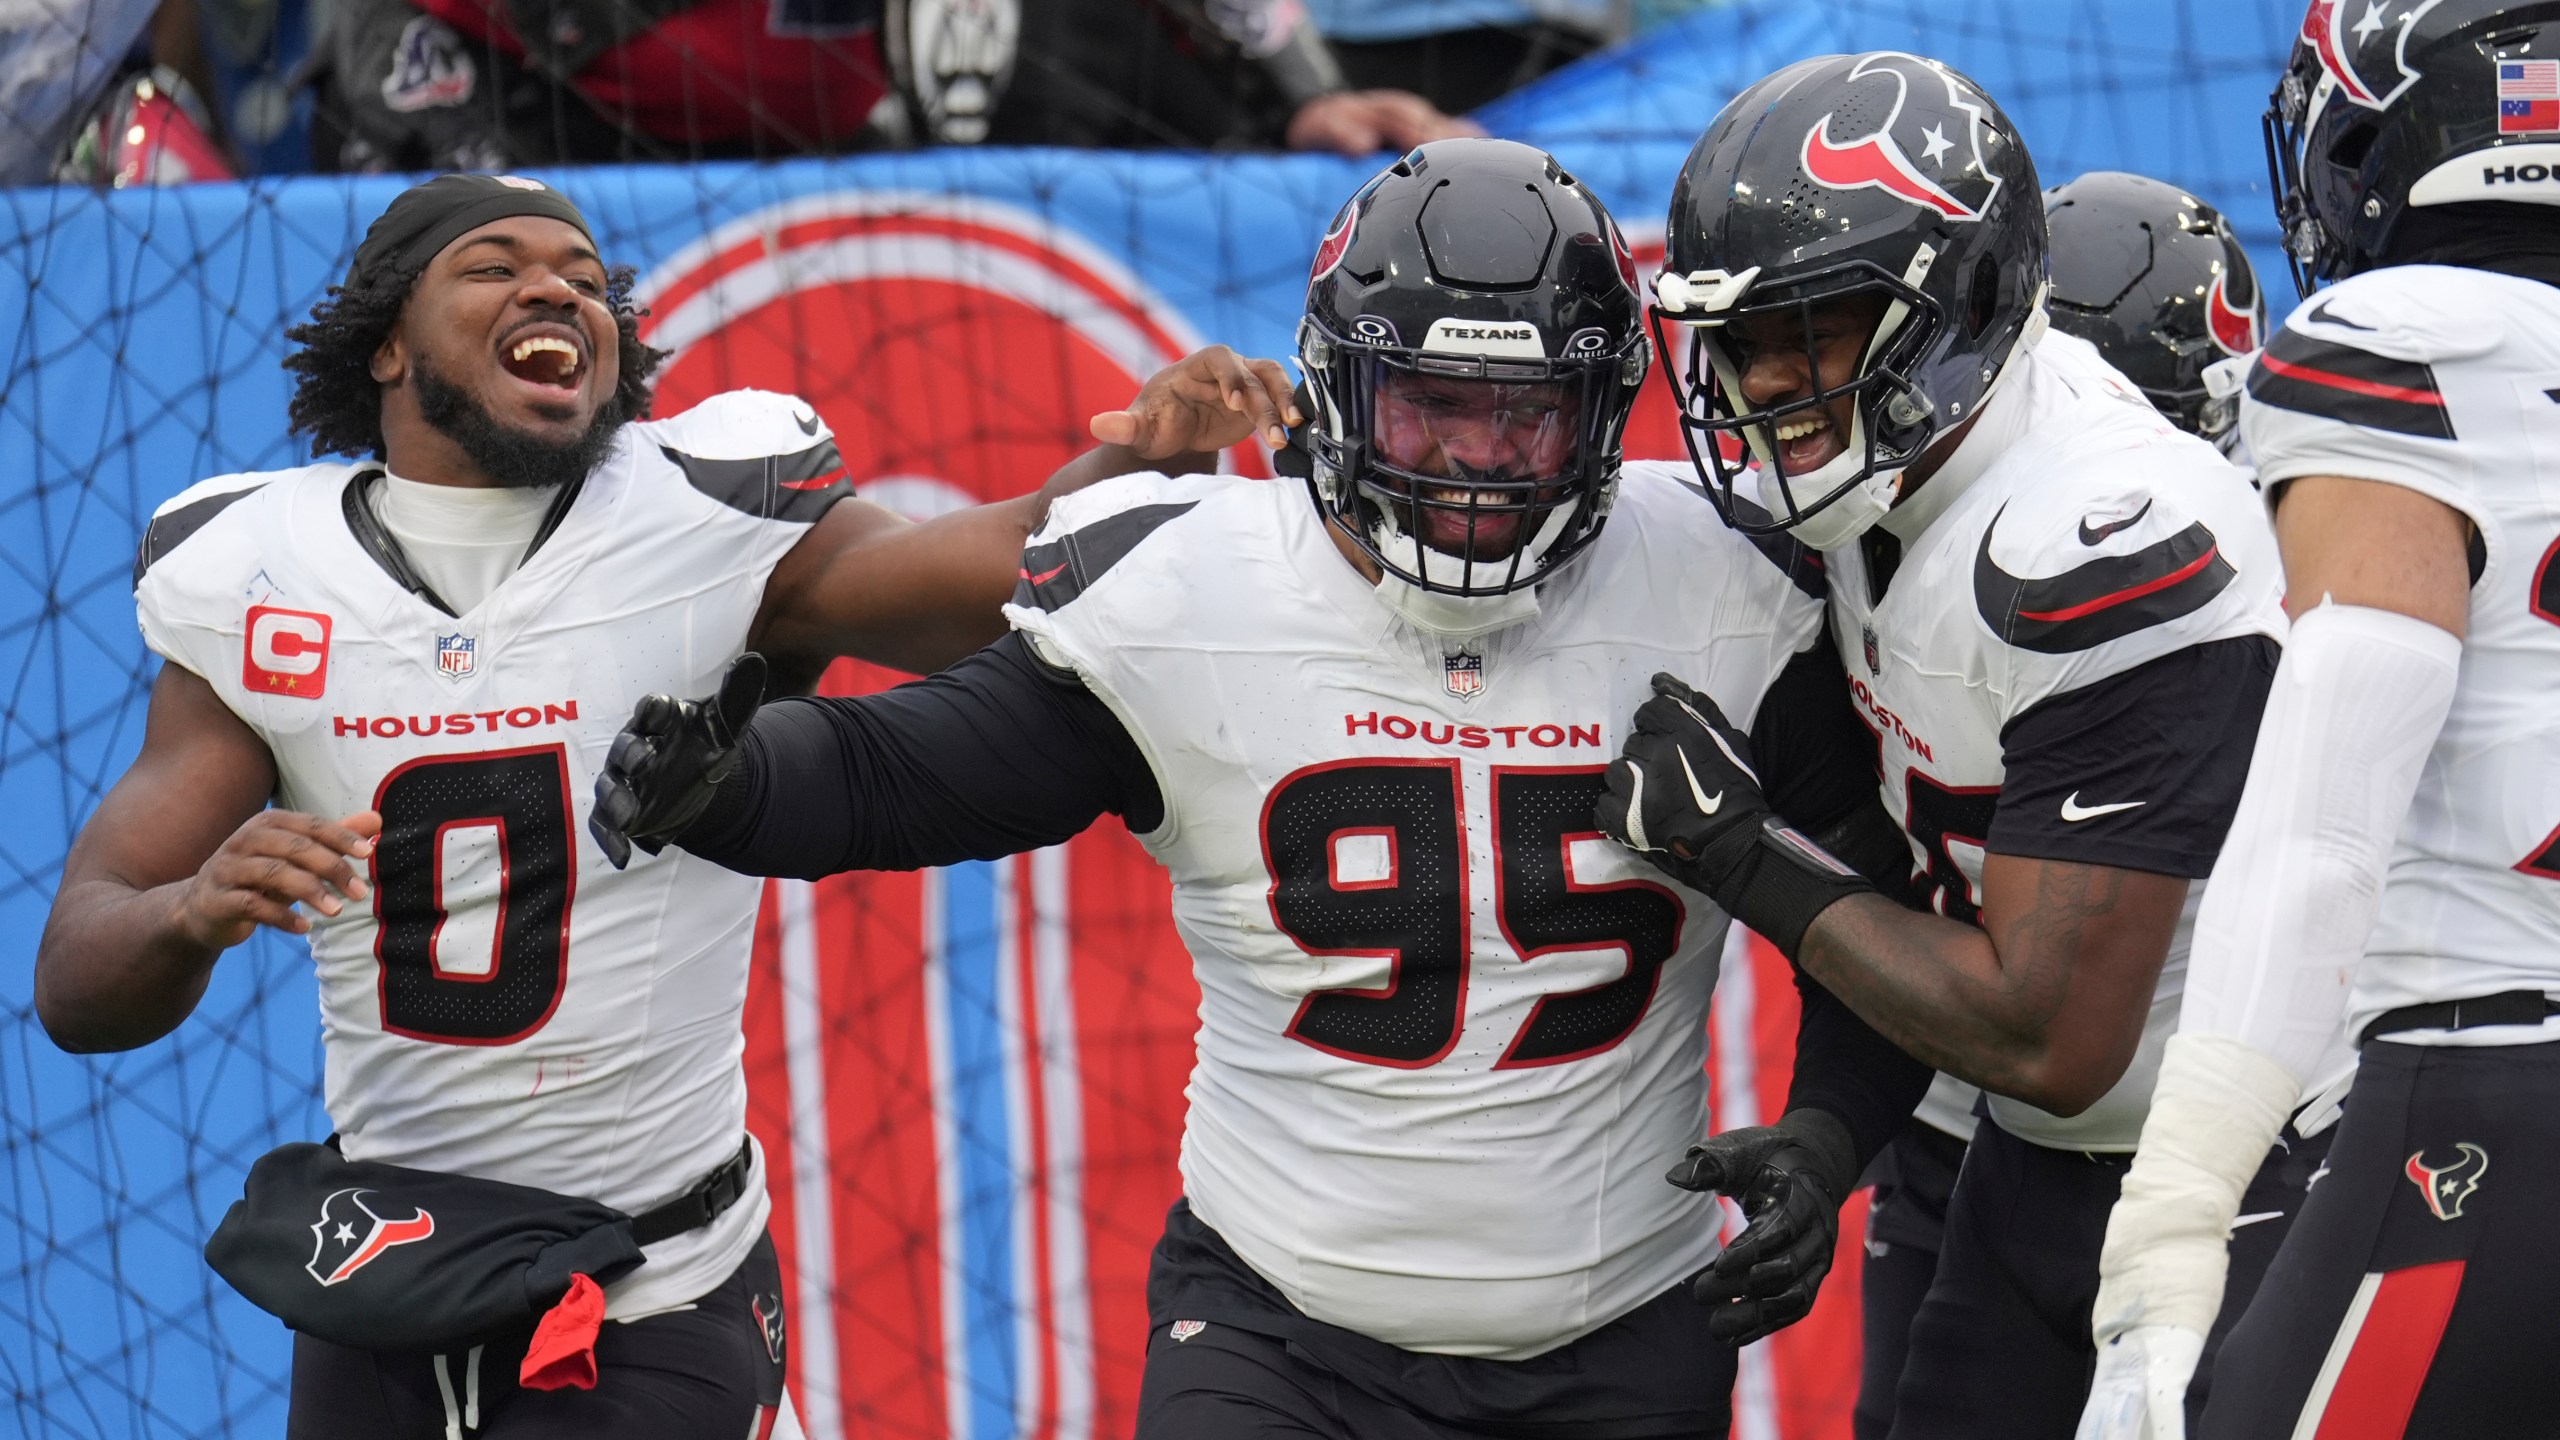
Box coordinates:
[2246,326,2456,440]
[660,440,852,524]
[1012,501,1201,612]
[1973,504,2236,654]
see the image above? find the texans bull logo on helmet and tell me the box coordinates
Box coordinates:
[305,1187,436,1286]
[1800,52,2008,222]
[2301,0,2435,111]
[2207,269,2261,356]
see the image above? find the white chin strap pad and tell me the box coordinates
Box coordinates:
[2181,600,2462,1083]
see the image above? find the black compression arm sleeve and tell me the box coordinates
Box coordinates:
[1748,636,1932,1170]
[678,632,1164,880]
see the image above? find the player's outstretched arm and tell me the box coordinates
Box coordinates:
[36,664,379,1053]
[747,346,1298,676]
[593,633,1161,877]
[1599,672,2189,1116]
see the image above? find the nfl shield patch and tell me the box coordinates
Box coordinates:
[1444,650,1484,697]
[1169,1320,1207,1342]
[1862,624,1880,676]
[436,633,477,679]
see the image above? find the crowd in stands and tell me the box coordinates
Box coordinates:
[3,0,1709,185]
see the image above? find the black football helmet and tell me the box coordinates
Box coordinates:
[2269,0,2560,291]
[1299,138,1650,598]
[2045,171,2265,441]
[1651,52,2047,543]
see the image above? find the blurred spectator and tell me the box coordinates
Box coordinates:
[991,0,1479,155]
[9,0,240,187]
[1307,0,1616,115]
[308,0,1012,168]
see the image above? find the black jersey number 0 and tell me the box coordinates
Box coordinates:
[370,745,577,1045]
[1261,760,1685,1069]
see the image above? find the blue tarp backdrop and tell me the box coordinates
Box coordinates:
[1,2,2302,1435]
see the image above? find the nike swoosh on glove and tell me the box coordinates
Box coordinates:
[1597,672,1774,889]
[1671,1107,1859,1346]
[1597,673,1875,958]
[589,653,768,870]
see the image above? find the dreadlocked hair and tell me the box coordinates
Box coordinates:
[283,263,667,460]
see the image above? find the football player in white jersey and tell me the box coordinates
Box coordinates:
[595,138,1936,1439]
[33,172,1297,1438]
[2081,4,2560,1436]
[1833,166,2285,1440]
[1593,54,2316,1439]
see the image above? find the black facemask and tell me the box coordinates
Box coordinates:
[411,351,627,490]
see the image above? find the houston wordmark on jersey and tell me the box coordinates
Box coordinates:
[131,390,848,1319]
[1005,461,1824,1359]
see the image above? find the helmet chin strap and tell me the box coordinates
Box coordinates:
[1369,500,1580,639]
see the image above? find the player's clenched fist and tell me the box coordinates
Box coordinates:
[1597,673,1875,960]
[1088,344,1303,458]
[591,653,768,869]
[177,809,380,946]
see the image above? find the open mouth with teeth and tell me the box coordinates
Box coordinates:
[1771,410,1841,475]
[501,334,584,391]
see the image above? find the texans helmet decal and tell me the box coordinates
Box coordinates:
[1799,52,2007,222]
[305,1187,436,1286]
[2207,270,2260,356]
[2302,0,2441,110]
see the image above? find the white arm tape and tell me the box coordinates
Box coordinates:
[2091,601,2460,1344]
[2179,600,2463,1084]
[2094,1032,2299,1340]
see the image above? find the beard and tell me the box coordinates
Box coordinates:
[412,352,630,490]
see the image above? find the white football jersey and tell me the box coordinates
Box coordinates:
[2245,265,2560,1047]
[132,390,849,1318]
[1005,461,1823,1359]
[1825,333,2286,1150]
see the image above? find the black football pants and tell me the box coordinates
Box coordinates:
[2203,1040,2560,1440]
[1885,1112,2326,1439]
[286,1230,786,1439]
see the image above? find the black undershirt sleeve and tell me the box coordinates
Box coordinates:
[1987,635,2278,877]
[678,632,1164,880]
[1746,633,1933,1172]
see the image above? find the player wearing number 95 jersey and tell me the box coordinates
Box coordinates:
[34,173,1293,1438]
[2084,4,2560,1436]
[593,139,1931,1439]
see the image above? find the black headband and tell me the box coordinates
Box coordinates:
[347,173,597,289]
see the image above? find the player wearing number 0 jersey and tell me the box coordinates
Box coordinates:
[129,390,840,1319]
[593,139,1929,1439]
[38,173,1290,1439]
[2084,5,2560,1435]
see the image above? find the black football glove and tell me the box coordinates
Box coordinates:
[1597,672,1874,957]
[589,653,768,870]
[1673,1108,1859,1346]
